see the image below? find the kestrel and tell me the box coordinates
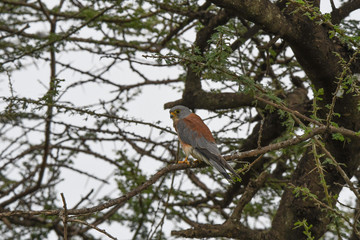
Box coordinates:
[170,105,240,181]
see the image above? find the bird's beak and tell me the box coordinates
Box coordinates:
[170,112,176,119]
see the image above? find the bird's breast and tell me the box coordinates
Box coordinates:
[180,142,192,155]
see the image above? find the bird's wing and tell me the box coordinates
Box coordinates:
[176,113,215,146]
[177,114,240,181]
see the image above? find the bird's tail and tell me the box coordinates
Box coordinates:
[195,148,241,182]
[208,156,241,183]
[208,158,232,180]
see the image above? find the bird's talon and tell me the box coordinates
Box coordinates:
[177,157,190,165]
[177,160,190,165]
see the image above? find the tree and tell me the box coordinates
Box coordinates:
[0,0,359,239]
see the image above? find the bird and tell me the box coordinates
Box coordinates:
[169,105,240,182]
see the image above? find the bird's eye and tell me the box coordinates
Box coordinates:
[175,110,180,113]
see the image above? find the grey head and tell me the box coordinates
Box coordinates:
[169,105,192,120]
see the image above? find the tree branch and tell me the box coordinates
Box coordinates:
[0,164,189,218]
[331,0,360,24]
[210,0,294,38]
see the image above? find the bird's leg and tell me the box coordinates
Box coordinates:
[178,156,190,165]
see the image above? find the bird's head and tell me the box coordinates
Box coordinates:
[169,105,191,120]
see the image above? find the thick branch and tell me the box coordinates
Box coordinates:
[171,222,272,239]
[331,0,360,24]
[210,0,295,39]
[165,91,254,110]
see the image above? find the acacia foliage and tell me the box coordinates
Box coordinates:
[0,0,360,239]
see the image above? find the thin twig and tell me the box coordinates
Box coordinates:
[314,138,360,202]
[148,170,176,239]
[257,110,265,149]
[290,183,360,237]
[68,218,118,240]
[0,164,190,218]
[1,4,116,66]
[60,193,68,240]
